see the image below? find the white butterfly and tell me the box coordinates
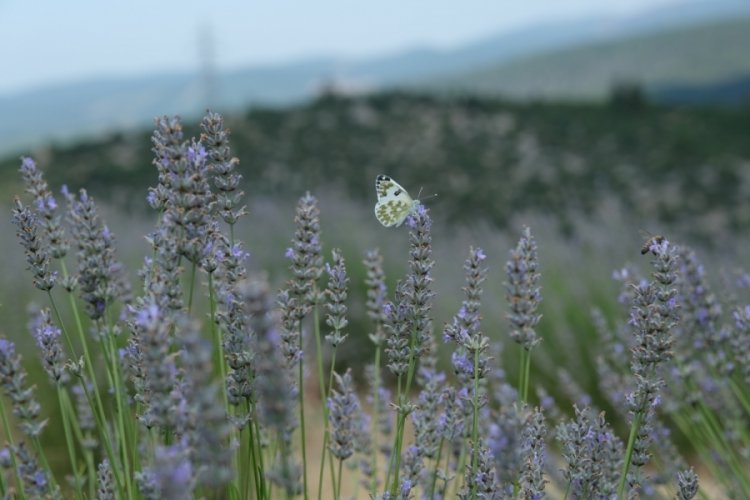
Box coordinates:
[374,175,421,227]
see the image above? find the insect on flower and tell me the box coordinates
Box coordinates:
[374,175,435,227]
[640,231,666,256]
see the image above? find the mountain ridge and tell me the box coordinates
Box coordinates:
[2,0,749,154]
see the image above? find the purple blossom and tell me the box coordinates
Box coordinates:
[505,227,542,350]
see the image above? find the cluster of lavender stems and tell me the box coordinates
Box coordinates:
[10,109,750,500]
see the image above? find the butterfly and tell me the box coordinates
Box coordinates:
[374,175,422,227]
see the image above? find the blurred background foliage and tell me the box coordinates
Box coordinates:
[2,91,749,243]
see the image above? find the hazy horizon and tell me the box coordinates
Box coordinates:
[1,0,695,96]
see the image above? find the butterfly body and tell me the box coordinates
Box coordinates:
[374,174,421,227]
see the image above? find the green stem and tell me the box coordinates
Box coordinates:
[429,436,445,499]
[101,307,134,499]
[57,261,125,494]
[470,346,480,500]
[0,401,27,499]
[297,320,309,500]
[451,443,468,499]
[369,345,382,496]
[335,459,343,500]
[617,409,643,498]
[384,374,403,491]
[208,273,228,406]
[388,319,422,497]
[57,387,83,500]
[187,262,197,314]
[518,347,531,404]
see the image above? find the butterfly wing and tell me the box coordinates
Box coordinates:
[374,175,415,227]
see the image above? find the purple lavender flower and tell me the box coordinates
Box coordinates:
[65,188,130,319]
[200,111,247,226]
[324,249,349,347]
[126,300,177,431]
[0,447,11,468]
[14,442,59,498]
[213,237,255,408]
[458,440,502,499]
[403,203,435,365]
[176,315,232,487]
[505,226,542,350]
[243,277,298,439]
[557,405,622,498]
[12,198,57,291]
[142,216,183,312]
[384,284,413,377]
[97,459,115,500]
[0,338,45,438]
[518,408,547,499]
[149,115,185,212]
[677,248,729,374]
[327,369,360,461]
[617,237,680,496]
[287,192,324,321]
[276,289,303,367]
[398,445,422,496]
[146,442,194,500]
[363,249,388,346]
[486,405,524,486]
[676,468,698,500]
[30,308,68,384]
[444,246,491,386]
[150,116,214,265]
[19,157,68,259]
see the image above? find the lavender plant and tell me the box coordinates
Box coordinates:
[4,110,749,500]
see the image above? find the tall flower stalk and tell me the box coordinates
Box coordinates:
[318,248,350,494]
[285,192,323,499]
[505,226,542,404]
[385,203,434,496]
[443,246,490,498]
[617,237,678,497]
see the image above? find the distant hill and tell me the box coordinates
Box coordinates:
[2,0,750,155]
[428,17,750,100]
[3,92,749,243]
[652,73,750,106]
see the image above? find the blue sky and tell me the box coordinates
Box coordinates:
[1,0,690,95]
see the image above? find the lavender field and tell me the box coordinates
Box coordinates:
[1,110,749,499]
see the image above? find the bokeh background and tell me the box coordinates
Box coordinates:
[2,0,750,490]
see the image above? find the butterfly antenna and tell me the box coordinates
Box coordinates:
[416,186,438,201]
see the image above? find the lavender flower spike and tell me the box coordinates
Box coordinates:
[19,157,68,259]
[327,369,360,461]
[0,338,46,438]
[286,192,324,321]
[325,248,350,347]
[363,248,388,346]
[97,459,115,500]
[505,226,542,350]
[31,308,68,384]
[65,188,130,320]
[676,468,699,500]
[12,198,57,291]
[519,407,547,499]
[200,111,247,225]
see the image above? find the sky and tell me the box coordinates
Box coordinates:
[0,0,692,96]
